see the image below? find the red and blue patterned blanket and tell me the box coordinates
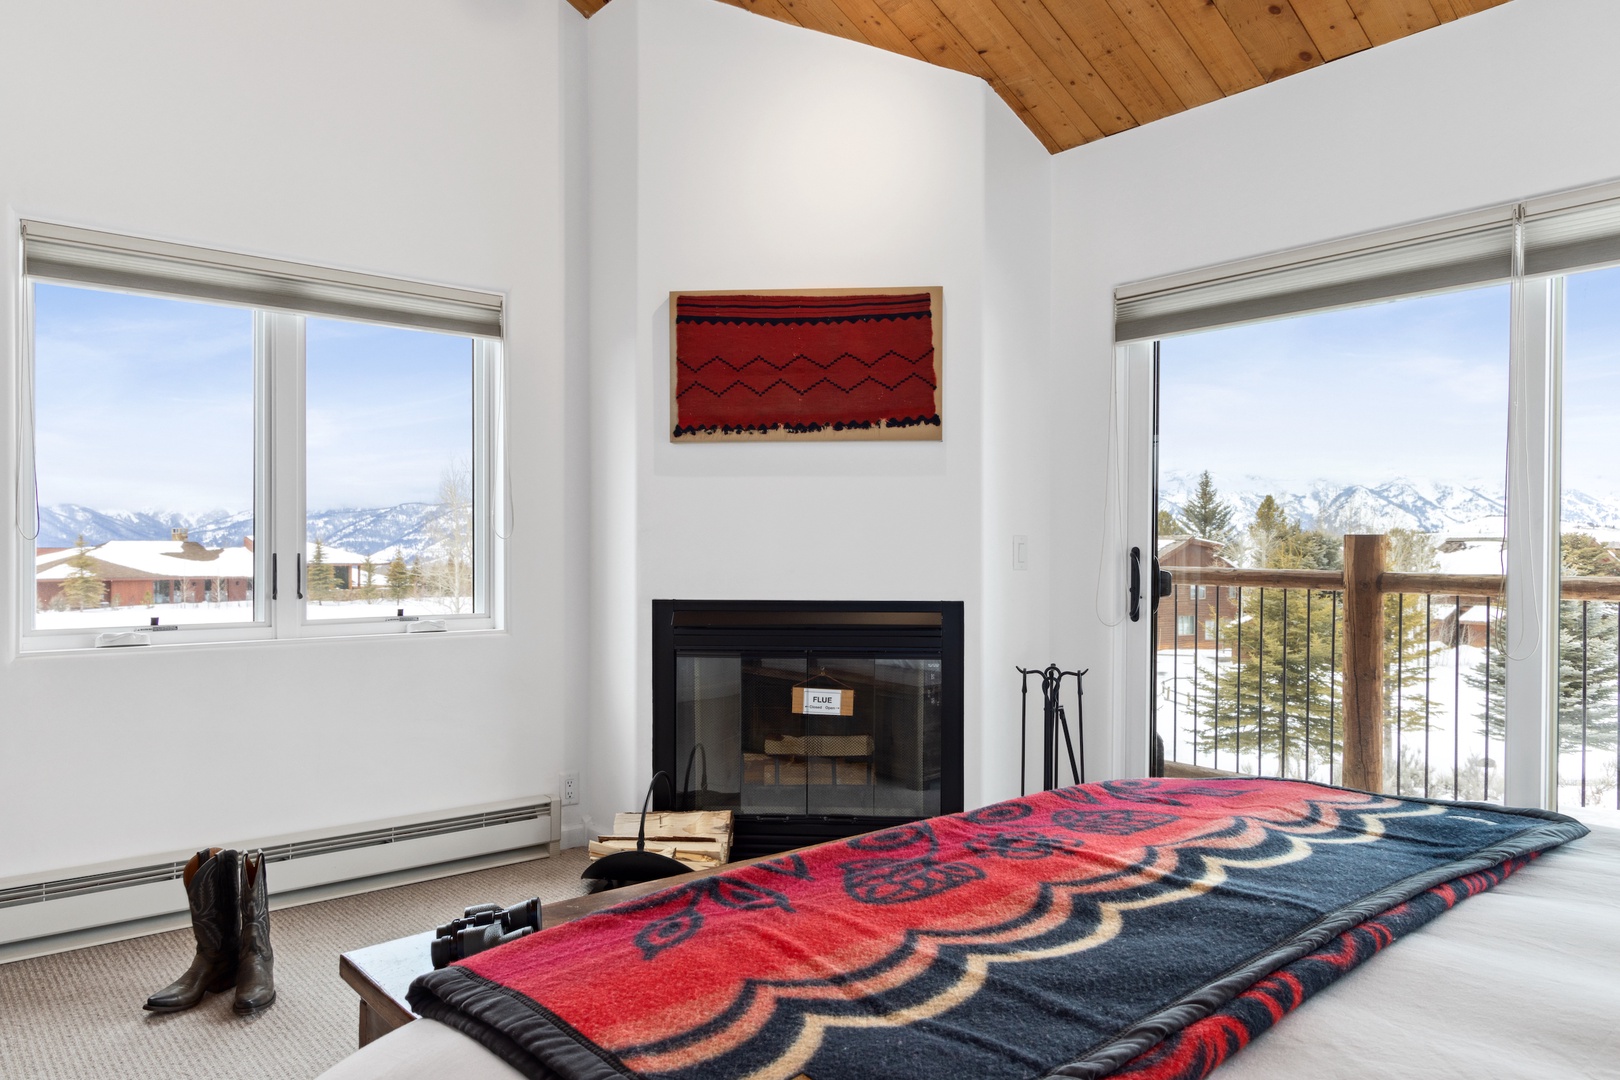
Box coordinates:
[408,778,1585,1080]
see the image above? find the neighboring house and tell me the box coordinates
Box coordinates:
[307,541,372,591]
[35,531,253,609]
[1155,537,1239,653]
[1432,523,1509,648]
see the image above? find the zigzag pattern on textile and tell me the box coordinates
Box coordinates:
[677,372,937,400]
[677,349,934,375]
[672,290,938,434]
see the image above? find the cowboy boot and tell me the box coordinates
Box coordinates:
[234,849,275,1014]
[144,848,239,1012]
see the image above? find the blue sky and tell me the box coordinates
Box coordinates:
[1562,265,1620,498]
[32,283,471,515]
[1159,269,1620,503]
[1159,284,1512,494]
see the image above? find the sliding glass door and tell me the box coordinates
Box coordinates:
[1121,186,1620,813]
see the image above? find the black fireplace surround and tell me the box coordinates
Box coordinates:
[653,600,965,859]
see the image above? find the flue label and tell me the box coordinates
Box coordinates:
[803,689,843,715]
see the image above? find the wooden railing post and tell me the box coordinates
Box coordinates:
[1341,534,1387,792]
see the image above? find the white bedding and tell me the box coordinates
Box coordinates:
[318,824,1620,1080]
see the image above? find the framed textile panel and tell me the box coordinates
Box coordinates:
[670,288,942,442]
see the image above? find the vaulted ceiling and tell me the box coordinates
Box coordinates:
[567,0,1511,153]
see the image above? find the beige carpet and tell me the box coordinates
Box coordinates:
[0,849,593,1080]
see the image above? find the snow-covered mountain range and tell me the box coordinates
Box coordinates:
[34,503,450,557]
[1160,472,1620,539]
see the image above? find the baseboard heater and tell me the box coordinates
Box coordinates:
[0,795,553,957]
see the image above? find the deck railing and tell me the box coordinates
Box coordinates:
[1157,533,1620,807]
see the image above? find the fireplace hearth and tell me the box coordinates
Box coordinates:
[653,600,964,858]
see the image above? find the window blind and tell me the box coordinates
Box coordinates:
[1523,187,1620,278]
[21,220,503,338]
[1114,209,1517,343]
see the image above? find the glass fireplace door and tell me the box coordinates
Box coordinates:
[674,651,942,822]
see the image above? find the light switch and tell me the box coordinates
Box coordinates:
[1013,535,1029,571]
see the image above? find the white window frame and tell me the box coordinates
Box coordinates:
[15,222,506,653]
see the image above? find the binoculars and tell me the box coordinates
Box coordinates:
[430,898,542,969]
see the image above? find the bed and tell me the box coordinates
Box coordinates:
[317,779,1619,1080]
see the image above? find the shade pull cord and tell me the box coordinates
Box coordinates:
[15,301,39,542]
[1095,351,1128,628]
[494,346,513,541]
[1505,203,1543,662]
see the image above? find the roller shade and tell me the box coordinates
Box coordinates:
[1115,212,1516,343]
[1523,192,1620,278]
[22,220,503,338]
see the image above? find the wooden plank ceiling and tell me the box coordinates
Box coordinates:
[566,0,1511,153]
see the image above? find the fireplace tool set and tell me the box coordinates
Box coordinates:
[1016,664,1088,794]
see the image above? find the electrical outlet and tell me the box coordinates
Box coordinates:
[561,772,580,806]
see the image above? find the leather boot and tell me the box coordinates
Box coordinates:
[144,848,239,1013]
[233,849,275,1014]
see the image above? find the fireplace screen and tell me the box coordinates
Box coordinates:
[676,655,942,820]
[654,601,963,855]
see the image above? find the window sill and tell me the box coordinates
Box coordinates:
[16,621,504,657]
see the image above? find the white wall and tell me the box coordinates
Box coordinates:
[982,101,1054,801]
[584,0,1052,830]
[0,0,589,879]
[1048,0,1620,780]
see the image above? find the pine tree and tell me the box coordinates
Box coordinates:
[1246,495,1290,568]
[60,534,105,610]
[1193,585,1340,779]
[306,538,338,600]
[359,556,380,601]
[1195,513,1429,781]
[386,553,411,602]
[1473,534,1619,766]
[1157,509,1184,537]
[1178,471,1235,543]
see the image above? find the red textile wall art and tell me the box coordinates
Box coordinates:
[670,288,942,441]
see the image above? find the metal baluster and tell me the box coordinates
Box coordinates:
[1329,592,1339,786]
[1213,597,1221,774]
[1172,586,1180,765]
[1424,595,1433,799]
[1258,588,1265,777]
[1396,594,1404,796]
[1236,587,1243,773]
[1305,590,1313,782]
[1191,587,1200,768]
[1453,594,1462,800]
[1281,591,1289,778]
[1483,597,1493,800]
[1581,601,1590,807]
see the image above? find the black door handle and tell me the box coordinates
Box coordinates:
[1129,547,1142,623]
[1153,558,1172,613]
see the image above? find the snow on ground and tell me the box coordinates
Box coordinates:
[1156,643,1502,796]
[33,595,475,630]
[1158,644,1617,811]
